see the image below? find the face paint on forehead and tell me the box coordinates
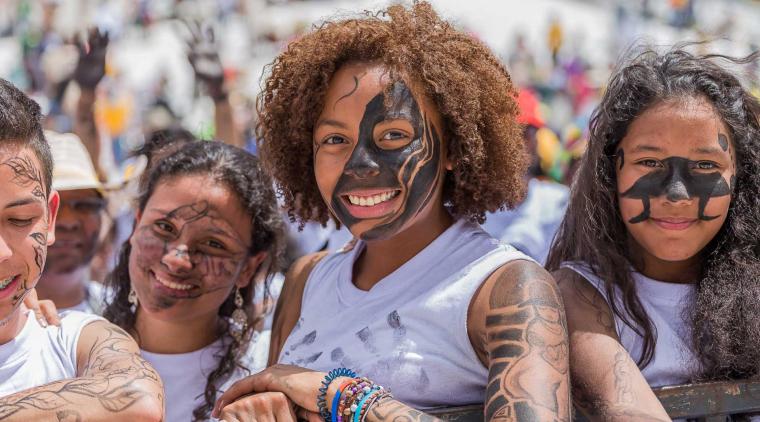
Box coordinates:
[621,156,731,224]
[329,81,443,240]
[2,156,45,199]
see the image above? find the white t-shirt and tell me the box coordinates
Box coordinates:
[141,330,270,422]
[0,310,104,395]
[561,262,699,387]
[279,219,533,409]
[481,178,569,264]
[62,281,106,315]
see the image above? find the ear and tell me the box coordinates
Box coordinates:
[45,190,60,246]
[235,251,268,289]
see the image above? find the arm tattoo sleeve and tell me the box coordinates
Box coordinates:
[484,267,571,421]
[365,396,443,422]
[0,323,163,421]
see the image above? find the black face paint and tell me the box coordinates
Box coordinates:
[329,81,442,240]
[621,156,731,223]
[718,134,729,152]
[616,149,625,170]
[2,156,45,199]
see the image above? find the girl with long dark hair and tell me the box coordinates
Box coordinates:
[103,141,284,421]
[547,46,760,419]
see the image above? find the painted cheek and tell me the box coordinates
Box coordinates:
[131,227,167,269]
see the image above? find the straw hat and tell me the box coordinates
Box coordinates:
[46,130,104,193]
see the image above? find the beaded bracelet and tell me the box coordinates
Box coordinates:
[331,380,355,422]
[352,386,382,422]
[318,368,357,422]
[359,392,393,422]
[338,378,372,422]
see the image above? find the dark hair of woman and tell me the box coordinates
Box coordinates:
[546,45,760,381]
[104,141,285,420]
[256,1,526,227]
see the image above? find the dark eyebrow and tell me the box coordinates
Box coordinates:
[630,144,664,153]
[315,118,349,130]
[5,197,44,209]
[692,146,723,155]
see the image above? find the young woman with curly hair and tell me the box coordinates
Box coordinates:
[103,141,285,421]
[214,2,570,421]
[547,46,760,420]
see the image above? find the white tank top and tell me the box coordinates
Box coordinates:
[0,310,104,395]
[279,219,533,409]
[561,262,700,387]
[142,330,270,422]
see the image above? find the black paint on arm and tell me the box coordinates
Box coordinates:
[483,263,571,421]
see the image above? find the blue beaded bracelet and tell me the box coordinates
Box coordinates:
[318,368,357,422]
[352,386,382,422]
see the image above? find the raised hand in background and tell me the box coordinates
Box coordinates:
[73,28,109,90]
[186,21,226,100]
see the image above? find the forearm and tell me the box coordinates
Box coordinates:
[213,96,243,148]
[0,375,163,422]
[74,88,102,178]
[362,398,443,422]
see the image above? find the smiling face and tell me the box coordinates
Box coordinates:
[313,63,448,241]
[0,147,58,322]
[616,96,735,263]
[128,174,262,323]
[45,189,104,274]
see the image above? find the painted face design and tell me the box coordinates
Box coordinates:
[620,155,731,223]
[328,82,443,240]
[0,152,53,322]
[130,200,250,311]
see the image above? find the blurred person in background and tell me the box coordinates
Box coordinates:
[36,130,108,314]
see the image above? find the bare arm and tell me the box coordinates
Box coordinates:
[0,320,164,422]
[268,252,328,365]
[554,268,670,421]
[467,260,571,421]
[73,28,108,180]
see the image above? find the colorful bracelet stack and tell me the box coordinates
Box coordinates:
[318,369,392,422]
[318,368,357,421]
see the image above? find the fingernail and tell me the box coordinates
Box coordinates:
[38,318,47,328]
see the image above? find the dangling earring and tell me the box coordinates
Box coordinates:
[229,287,248,342]
[128,286,139,310]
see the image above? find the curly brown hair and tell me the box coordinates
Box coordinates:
[257,1,526,226]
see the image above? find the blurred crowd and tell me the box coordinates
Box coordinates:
[1,0,759,275]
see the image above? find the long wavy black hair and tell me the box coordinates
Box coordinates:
[546,46,760,380]
[103,141,285,420]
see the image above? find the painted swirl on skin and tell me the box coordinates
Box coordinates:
[329,81,442,240]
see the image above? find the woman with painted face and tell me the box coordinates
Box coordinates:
[213,3,570,422]
[103,141,285,422]
[546,46,760,419]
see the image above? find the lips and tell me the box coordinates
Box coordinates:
[339,188,402,219]
[651,217,698,231]
[150,270,198,298]
[0,275,21,300]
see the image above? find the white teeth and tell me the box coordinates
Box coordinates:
[0,276,14,289]
[347,191,399,207]
[155,274,194,291]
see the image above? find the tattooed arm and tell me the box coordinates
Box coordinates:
[553,268,670,421]
[466,260,571,421]
[0,320,164,421]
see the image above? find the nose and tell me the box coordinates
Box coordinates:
[665,180,690,202]
[343,147,381,179]
[161,245,194,273]
[55,203,81,232]
[0,235,12,263]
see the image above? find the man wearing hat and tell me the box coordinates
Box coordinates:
[35,130,106,313]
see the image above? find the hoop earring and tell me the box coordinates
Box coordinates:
[128,286,139,310]
[229,287,248,342]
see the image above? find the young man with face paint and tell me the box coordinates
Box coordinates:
[214,3,570,422]
[546,47,760,420]
[0,78,164,420]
